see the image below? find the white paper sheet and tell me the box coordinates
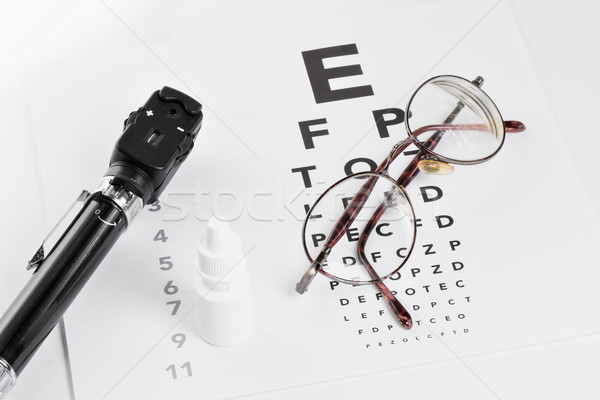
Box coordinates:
[4,0,599,399]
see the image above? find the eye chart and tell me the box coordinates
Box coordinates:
[25,0,597,398]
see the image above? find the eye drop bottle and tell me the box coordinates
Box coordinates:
[195,218,253,346]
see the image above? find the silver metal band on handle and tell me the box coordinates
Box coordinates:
[0,357,16,400]
[28,178,143,271]
[93,176,144,226]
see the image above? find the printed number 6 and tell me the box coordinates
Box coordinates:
[164,280,179,295]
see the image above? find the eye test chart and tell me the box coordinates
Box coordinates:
[2,0,600,399]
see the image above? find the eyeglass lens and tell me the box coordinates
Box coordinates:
[303,173,416,284]
[406,76,505,163]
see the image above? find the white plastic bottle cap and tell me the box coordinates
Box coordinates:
[197,218,245,282]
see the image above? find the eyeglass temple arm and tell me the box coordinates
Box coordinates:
[388,120,526,188]
[351,74,522,324]
[312,120,525,256]
[325,78,524,249]
[349,123,455,328]
[295,176,382,294]
[298,91,525,293]
[375,280,413,328]
[356,201,414,328]
[352,119,526,324]
[322,176,381,249]
[298,120,525,291]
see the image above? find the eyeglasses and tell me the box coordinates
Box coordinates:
[294,75,526,329]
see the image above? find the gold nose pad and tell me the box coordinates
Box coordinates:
[417,159,454,175]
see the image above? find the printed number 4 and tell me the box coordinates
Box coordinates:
[154,229,168,243]
[166,362,192,379]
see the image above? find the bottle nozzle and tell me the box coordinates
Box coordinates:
[204,218,233,254]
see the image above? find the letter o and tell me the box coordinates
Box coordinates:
[389,272,401,281]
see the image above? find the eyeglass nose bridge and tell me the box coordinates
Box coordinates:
[380,138,455,176]
[380,138,413,175]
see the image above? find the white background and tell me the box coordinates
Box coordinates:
[0,1,599,399]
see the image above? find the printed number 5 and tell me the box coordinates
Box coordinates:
[159,256,174,271]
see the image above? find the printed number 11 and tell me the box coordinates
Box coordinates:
[166,362,192,379]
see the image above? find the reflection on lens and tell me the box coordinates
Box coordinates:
[303,173,416,284]
[406,75,505,163]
